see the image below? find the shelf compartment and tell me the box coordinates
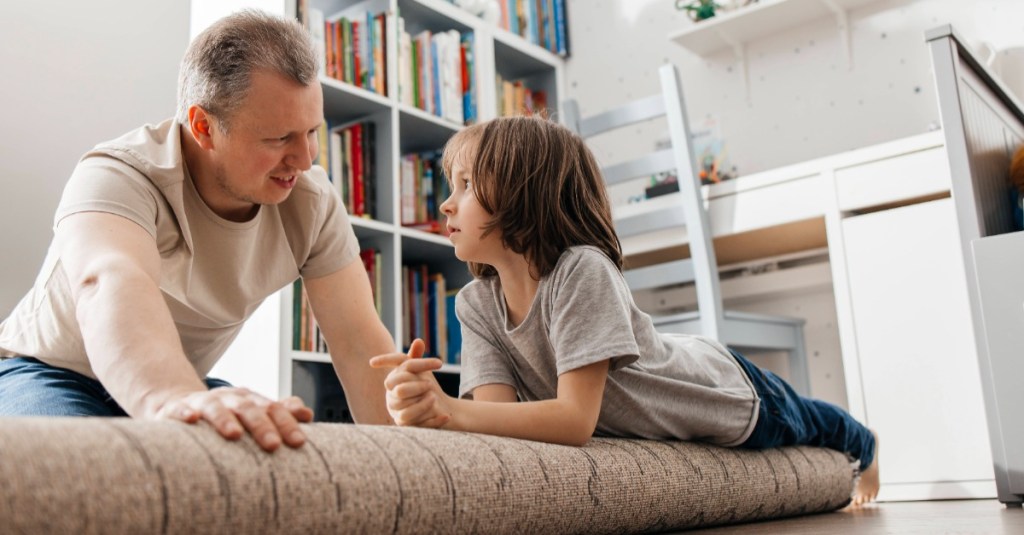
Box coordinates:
[398,105,463,153]
[291,359,352,422]
[400,231,472,288]
[321,76,393,122]
[493,38,559,117]
[397,0,476,35]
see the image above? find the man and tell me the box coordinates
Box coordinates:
[0,10,396,451]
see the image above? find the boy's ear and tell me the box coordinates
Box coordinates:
[188,105,216,149]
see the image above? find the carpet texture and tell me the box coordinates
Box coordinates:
[0,418,855,534]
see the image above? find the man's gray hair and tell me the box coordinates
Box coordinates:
[176,9,318,132]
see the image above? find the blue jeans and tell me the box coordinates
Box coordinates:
[0,357,231,417]
[732,350,876,471]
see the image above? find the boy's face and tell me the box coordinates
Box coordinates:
[192,69,323,221]
[439,158,503,264]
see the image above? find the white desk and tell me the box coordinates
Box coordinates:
[618,130,995,501]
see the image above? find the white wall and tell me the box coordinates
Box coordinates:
[0,1,190,316]
[564,0,1024,177]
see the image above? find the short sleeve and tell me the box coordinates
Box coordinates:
[455,284,518,399]
[298,167,360,279]
[547,249,640,375]
[54,155,161,237]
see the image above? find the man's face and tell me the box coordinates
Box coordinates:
[200,69,323,220]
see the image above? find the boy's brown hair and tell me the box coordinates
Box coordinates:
[441,115,623,279]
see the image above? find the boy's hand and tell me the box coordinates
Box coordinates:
[369,339,452,428]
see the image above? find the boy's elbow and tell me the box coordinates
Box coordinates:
[565,434,592,447]
[562,419,597,447]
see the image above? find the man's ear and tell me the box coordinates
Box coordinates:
[188,105,216,149]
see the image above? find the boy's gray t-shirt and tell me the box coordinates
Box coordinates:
[456,245,759,447]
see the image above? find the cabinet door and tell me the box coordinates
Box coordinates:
[841,198,993,491]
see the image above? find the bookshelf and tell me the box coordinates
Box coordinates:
[200,0,565,420]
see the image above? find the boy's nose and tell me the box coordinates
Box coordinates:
[440,196,455,214]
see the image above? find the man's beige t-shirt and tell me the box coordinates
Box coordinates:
[0,118,358,379]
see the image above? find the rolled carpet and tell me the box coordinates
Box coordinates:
[0,418,855,534]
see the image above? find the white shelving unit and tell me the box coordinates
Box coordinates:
[204,0,565,419]
[668,0,881,99]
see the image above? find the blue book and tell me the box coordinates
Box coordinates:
[431,39,442,117]
[446,291,462,365]
[427,278,439,357]
[554,0,567,56]
[411,268,422,344]
[462,33,477,124]
[508,0,519,36]
[525,0,538,45]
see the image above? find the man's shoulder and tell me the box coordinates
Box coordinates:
[278,165,337,220]
[292,165,333,199]
[83,118,183,189]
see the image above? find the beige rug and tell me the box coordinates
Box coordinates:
[0,418,855,534]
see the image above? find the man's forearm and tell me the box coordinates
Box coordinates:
[75,267,206,417]
[329,324,396,425]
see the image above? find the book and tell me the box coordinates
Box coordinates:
[446,289,462,364]
[553,0,568,56]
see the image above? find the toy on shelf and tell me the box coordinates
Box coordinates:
[675,0,722,22]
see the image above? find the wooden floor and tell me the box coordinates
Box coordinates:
[682,499,1024,534]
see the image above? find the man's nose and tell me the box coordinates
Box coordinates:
[286,134,314,171]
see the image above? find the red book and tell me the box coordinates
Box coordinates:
[360,248,376,298]
[351,123,364,216]
[460,41,469,93]
[352,20,362,89]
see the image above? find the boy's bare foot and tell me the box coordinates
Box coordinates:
[850,429,880,507]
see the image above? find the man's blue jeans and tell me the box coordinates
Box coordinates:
[732,350,876,471]
[0,357,231,417]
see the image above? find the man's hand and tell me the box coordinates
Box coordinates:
[155,388,314,452]
[369,339,451,428]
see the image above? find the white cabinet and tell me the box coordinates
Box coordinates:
[614,130,996,500]
[969,231,1024,499]
[838,198,994,500]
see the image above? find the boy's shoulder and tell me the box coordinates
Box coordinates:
[551,246,619,280]
[562,245,615,264]
[456,277,499,310]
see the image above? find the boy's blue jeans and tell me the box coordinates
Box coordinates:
[0,357,231,417]
[731,350,876,471]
